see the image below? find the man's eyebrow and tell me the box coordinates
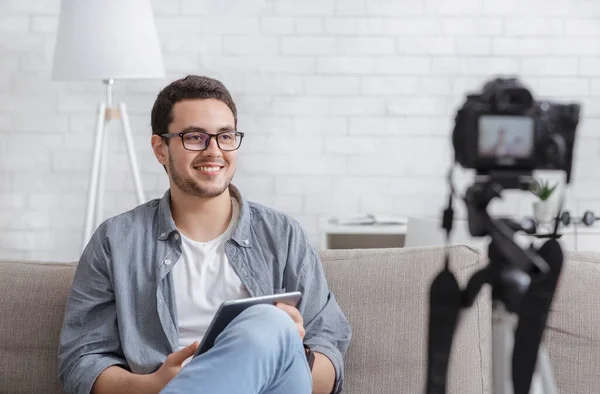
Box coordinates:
[179,126,235,133]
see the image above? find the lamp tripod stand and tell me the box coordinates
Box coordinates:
[82,79,146,251]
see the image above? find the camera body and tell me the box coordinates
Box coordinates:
[452,77,580,183]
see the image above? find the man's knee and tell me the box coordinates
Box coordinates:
[230,304,301,353]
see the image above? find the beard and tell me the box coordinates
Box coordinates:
[168,154,232,198]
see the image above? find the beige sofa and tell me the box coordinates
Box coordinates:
[1,245,599,393]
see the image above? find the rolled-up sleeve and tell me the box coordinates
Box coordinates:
[290,229,352,394]
[58,226,127,394]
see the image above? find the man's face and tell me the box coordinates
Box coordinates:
[155,99,238,198]
[498,129,506,141]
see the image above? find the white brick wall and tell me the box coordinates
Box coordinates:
[1,0,600,260]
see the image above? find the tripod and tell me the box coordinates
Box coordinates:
[82,79,146,251]
[472,239,558,394]
[492,303,556,394]
[426,174,563,394]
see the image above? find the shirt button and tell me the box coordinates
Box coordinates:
[160,232,166,237]
[243,239,249,245]
[164,259,171,265]
[174,233,180,240]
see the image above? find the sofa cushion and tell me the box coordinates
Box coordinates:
[545,251,600,394]
[0,261,75,394]
[320,245,491,394]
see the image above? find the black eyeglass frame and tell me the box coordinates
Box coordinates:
[161,130,245,152]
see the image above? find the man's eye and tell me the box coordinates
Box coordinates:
[185,134,203,141]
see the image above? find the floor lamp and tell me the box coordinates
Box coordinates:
[52,0,165,251]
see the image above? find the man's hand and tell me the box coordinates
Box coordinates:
[275,303,305,340]
[149,341,199,391]
[91,342,199,394]
[275,303,337,393]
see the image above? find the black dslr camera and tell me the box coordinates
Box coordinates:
[452,77,580,183]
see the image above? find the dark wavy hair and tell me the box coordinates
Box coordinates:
[151,75,237,137]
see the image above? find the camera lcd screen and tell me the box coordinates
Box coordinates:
[478,115,534,160]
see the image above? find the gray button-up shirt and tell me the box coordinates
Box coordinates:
[58,185,352,394]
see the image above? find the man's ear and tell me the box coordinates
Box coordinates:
[151,135,169,166]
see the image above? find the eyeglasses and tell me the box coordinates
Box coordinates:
[161,130,244,152]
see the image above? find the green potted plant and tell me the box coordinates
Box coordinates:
[530,179,558,222]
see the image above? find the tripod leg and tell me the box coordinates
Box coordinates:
[492,303,516,394]
[94,116,109,230]
[119,103,146,204]
[536,345,557,394]
[82,102,107,251]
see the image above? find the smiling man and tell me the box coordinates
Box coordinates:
[58,75,351,394]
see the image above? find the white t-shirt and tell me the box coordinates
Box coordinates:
[172,197,250,362]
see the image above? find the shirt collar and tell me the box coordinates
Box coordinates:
[156,184,252,248]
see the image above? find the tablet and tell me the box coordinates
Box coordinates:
[192,291,302,358]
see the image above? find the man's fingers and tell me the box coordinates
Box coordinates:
[275,302,303,324]
[298,325,306,339]
[275,304,305,340]
[188,341,199,354]
[168,341,198,365]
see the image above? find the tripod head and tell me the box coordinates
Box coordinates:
[461,172,551,312]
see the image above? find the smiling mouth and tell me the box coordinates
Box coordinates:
[196,166,221,172]
[193,164,225,175]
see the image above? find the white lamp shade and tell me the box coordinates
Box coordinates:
[52,0,165,81]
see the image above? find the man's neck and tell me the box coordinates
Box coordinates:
[170,186,233,243]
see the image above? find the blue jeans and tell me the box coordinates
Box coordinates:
[160,304,313,394]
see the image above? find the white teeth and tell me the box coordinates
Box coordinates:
[198,166,220,172]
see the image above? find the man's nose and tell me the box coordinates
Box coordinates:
[204,136,222,155]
